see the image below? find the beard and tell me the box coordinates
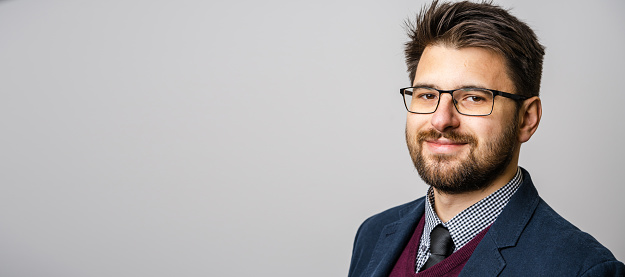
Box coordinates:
[406,118,519,194]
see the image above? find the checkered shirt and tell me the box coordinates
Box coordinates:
[415,167,523,272]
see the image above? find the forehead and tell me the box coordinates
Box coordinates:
[413,45,514,92]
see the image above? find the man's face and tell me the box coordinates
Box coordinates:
[406,45,520,194]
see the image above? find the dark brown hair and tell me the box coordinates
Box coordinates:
[405,0,545,97]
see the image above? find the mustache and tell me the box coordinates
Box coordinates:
[416,129,478,145]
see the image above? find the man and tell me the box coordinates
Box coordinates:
[348,1,624,276]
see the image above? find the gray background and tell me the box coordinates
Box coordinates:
[1,0,623,276]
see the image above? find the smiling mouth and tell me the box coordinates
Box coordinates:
[415,129,477,155]
[425,138,469,154]
[427,137,467,145]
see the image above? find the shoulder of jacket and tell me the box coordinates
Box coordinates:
[522,198,621,271]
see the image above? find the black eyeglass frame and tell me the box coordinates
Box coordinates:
[399,86,530,116]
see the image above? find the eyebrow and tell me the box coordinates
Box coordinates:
[411,82,491,90]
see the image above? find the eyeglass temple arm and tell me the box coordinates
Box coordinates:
[493,90,529,100]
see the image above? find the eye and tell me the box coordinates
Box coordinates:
[417,93,438,100]
[465,95,487,103]
[412,88,439,101]
[457,89,492,105]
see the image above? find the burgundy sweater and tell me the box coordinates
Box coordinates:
[389,215,491,277]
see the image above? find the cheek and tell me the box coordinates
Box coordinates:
[458,118,497,146]
[406,114,429,132]
[472,120,507,147]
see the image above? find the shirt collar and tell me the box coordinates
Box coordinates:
[420,167,523,252]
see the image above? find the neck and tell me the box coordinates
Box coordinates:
[433,159,519,223]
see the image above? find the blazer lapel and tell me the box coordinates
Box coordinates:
[458,232,506,276]
[364,199,425,277]
[459,168,541,277]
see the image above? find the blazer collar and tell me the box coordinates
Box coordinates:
[364,197,426,277]
[459,167,541,276]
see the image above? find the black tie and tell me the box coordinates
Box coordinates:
[421,224,455,271]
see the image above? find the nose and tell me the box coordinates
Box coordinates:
[430,93,460,132]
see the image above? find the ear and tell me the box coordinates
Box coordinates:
[518,96,542,143]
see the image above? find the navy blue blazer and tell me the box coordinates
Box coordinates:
[349,169,624,276]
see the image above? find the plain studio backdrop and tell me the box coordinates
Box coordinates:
[1,0,623,276]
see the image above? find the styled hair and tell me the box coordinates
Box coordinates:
[405,0,545,97]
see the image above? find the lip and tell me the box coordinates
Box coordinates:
[425,138,468,154]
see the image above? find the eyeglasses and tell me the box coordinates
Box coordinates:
[400,86,529,116]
